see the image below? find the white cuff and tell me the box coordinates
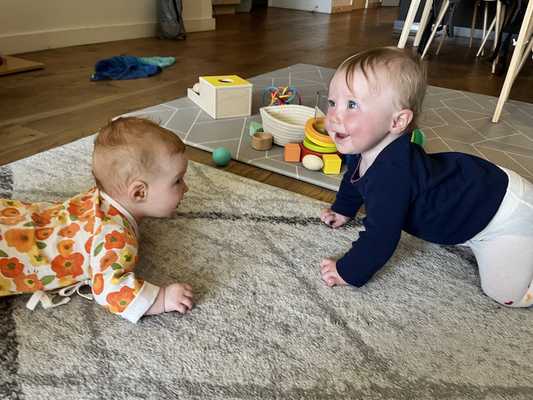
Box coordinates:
[121,282,160,323]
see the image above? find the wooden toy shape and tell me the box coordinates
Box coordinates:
[322,154,342,175]
[251,132,273,151]
[187,75,253,119]
[284,143,301,162]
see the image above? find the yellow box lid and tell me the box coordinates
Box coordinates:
[201,75,252,87]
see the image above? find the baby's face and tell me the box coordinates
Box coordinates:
[144,152,189,218]
[325,68,397,155]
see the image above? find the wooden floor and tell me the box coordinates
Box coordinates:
[1,6,532,204]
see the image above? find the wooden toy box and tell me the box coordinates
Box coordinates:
[187,75,253,119]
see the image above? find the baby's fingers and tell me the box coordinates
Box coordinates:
[180,296,194,311]
[321,271,337,287]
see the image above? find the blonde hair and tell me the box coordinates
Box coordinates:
[338,47,426,118]
[92,117,185,194]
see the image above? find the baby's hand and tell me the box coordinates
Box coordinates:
[320,208,350,228]
[164,283,194,314]
[320,258,348,287]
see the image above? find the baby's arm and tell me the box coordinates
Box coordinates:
[320,208,350,228]
[90,225,193,322]
[145,283,193,315]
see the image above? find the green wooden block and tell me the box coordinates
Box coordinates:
[249,121,263,136]
[411,128,426,147]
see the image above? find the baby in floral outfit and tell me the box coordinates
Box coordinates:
[0,117,193,323]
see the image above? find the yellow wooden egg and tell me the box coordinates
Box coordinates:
[302,154,323,171]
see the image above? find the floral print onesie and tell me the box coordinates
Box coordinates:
[0,188,160,323]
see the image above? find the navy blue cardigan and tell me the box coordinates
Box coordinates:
[331,133,508,287]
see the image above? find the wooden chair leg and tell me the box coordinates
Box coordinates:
[482,1,489,56]
[477,16,496,57]
[493,1,505,52]
[398,0,422,48]
[515,33,533,80]
[421,0,450,59]
[492,0,533,123]
[491,3,506,73]
[414,0,434,47]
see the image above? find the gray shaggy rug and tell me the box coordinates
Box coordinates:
[0,136,532,400]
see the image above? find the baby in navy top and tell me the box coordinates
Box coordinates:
[320,46,533,308]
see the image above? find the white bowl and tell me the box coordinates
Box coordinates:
[260,105,325,146]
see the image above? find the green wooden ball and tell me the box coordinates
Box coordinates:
[212,147,232,167]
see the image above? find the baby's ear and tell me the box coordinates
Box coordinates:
[128,180,148,203]
[391,109,413,134]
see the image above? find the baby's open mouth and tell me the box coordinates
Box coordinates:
[335,132,349,140]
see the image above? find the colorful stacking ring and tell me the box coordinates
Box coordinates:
[305,133,337,149]
[303,137,337,153]
[305,118,335,145]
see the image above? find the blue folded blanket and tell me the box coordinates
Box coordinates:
[91,56,175,81]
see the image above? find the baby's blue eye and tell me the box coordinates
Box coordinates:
[348,100,359,109]
[327,99,335,108]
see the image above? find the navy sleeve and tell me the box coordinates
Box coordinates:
[331,157,364,218]
[336,161,411,287]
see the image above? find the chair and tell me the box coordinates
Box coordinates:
[474,0,506,57]
[492,0,533,122]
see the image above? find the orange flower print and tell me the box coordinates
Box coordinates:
[124,229,137,247]
[100,251,118,271]
[57,211,68,225]
[14,273,43,292]
[133,278,144,294]
[85,237,93,254]
[119,248,135,271]
[68,196,93,218]
[35,227,54,241]
[31,211,52,227]
[104,231,126,250]
[57,239,75,257]
[107,286,135,313]
[1,208,20,218]
[51,253,84,278]
[0,207,25,225]
[95,207,105,219]
[83,216,95,233]
[108,205,121,217]
[92,273,104,295]
[5,228,35,253]
[0,257,24,278]
[28,252,49,267]
[58,223,80,238]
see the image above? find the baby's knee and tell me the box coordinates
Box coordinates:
[481,283,533,308]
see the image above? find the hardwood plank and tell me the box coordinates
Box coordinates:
[0,56,44,76]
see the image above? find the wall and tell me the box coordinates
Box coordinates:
[268,0,376,13]
[268,0,333,13]
[0,0,215,55]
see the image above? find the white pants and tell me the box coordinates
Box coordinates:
[465,168,533,307]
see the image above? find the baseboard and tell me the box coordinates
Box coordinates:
[1,18,216,55]
[331,5,355,13]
